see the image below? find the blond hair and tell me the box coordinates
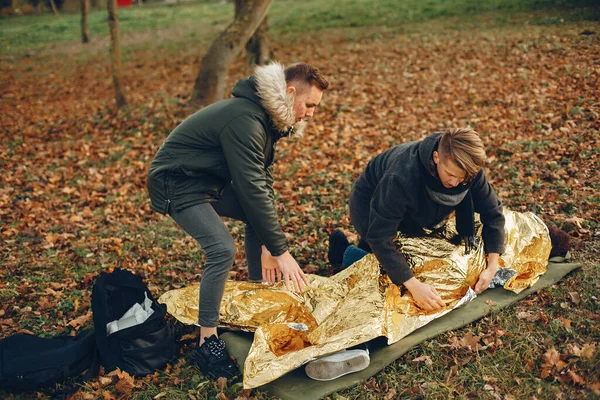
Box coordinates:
[438,128,486,181]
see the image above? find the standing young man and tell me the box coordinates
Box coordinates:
[147,62,328,379]
[329,128,505,311]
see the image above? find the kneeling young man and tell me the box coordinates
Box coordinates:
[330,128,505,311]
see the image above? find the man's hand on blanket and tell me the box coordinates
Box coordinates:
[404,277,446,311]
[274,250,310,293]
[474,253,500,294]
[261,246,282,285]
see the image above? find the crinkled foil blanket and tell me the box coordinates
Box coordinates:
[158,210,551,388]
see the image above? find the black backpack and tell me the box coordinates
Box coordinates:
[0,329,97,392]
[91,268,176,375]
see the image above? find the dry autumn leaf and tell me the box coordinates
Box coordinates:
[114,369,136,395]
[567,370,586,385]
[568,291,581,304]
[581,343,596,359]
[67,311,93,328]
[101,390,117,400]
[412,355,433,366]
[217,376,228,391]
[459,332,482,351]
[517,311,540,322]
[542,347,560,366]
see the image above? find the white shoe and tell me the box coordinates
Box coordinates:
[305,349,370,381]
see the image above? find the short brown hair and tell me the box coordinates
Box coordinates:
[438,127,486,181]
[284,63,329,91]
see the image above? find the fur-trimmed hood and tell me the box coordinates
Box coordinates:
[232,62,306,137]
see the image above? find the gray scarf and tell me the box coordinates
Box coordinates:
[425,185,468,206]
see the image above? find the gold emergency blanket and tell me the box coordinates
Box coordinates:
[158,210,551,388]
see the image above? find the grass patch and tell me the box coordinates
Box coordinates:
[1,0,599,55]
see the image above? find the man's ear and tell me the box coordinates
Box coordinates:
[286,85,296,95]
[433,151,440,165]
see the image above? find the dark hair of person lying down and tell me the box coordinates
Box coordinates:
[548,225,571,258]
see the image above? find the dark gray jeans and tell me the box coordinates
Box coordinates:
[169,184,263,327]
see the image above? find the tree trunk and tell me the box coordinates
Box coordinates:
[235,0,271,68]
[107,0,127,108]
[49,0,60,16]
[190,0,273,107]
[245,17,270,67]
[80,0,90,43]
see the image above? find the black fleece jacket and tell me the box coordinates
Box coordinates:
[351,133,506,285]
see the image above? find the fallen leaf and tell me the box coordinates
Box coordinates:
[67,311,93,328]
[95,376,113,388]
[114,369,135,395]
[217,376,227,391]
[384,388,397,399]
[412,355,433,366]
[567,369,585,385]
[460,355,473,366]
[581,343,596,359]
[177,332,197,342]
[448,336,460,348]
[485,300,497,306]
[568,291,581,304]
[459,332,482,351]
[101,390,116,400]
[541,366,552,379]
[567,343,582,357]
[45,232,60,245]
[517,311,540,322]
[445,364,458,383]
[542,347,561,366]
[589,382,600,395]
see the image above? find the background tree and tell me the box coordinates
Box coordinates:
[48,0,60,16]
[80,0,90,43]
[107,0,127,107]
[190,0,273,107]
[235,0,271,67]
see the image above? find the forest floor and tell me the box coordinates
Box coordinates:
[1,2,599,399]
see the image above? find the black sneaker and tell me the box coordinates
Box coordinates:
[328,229,350,267]
[191,335,239,380]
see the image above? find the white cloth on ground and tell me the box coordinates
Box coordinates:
[106,292,154,335]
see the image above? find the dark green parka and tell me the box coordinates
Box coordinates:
[147,63,305,257]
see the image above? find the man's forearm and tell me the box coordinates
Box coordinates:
[367,236,414,285]
[486,252,500,270]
